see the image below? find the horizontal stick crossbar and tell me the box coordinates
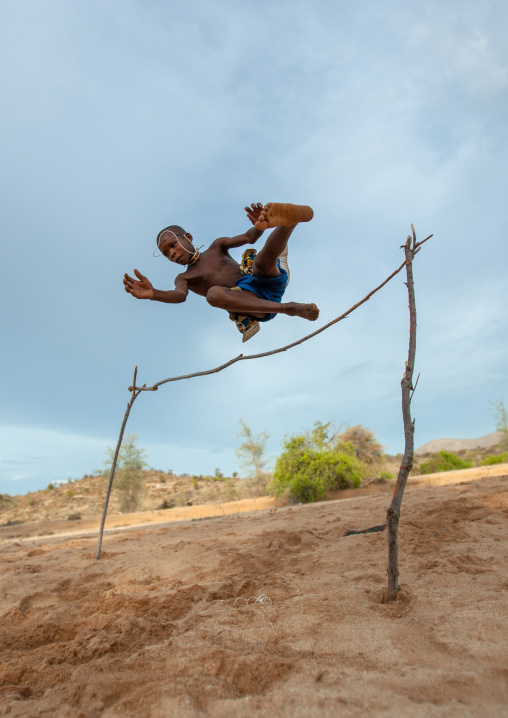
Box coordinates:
[129,248,429,393]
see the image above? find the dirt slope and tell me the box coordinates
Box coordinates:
[1,470,507,717]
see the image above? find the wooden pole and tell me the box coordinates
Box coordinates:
[95,367,143,559]
[386,226,431,601]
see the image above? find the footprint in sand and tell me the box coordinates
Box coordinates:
[19,592,63,613]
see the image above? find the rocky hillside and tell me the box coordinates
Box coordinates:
[0,470,263,526]
[380,437,506,479]
[1,438,505,527]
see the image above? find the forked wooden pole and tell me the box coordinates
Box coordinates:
[386,225,431,601]
[95,367,143,559]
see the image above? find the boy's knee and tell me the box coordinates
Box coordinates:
[206,286,224,307]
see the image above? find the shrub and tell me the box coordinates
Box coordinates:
[243,471,271,498]
[419,451,473,474]
[46,483,55,491]
[104,434,147,513]
[159,500,174,510]
[225,478,238,501]
[338,425,383,464]
[482,452,508,466]
[66,490,74,497]
[269,423,365,503]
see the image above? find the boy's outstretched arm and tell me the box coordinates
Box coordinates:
[123,270,188,304]
[213,202,265,251]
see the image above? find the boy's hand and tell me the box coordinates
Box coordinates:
[123,269,154,300]
[244,202,264,226]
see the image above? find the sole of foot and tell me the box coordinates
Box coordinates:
[284,302,319,320]
[254,203,314,230]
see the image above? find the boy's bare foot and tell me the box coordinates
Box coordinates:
[283,302,319,320]
[254,203,314,230]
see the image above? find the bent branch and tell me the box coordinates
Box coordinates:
[130,250,430,393]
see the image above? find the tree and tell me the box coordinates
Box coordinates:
[270,422,365,503]
[491,398,508,450]
[338,424,383,477]
[236,420,269,476]
[236,420,270,495]
[104,434,147,512]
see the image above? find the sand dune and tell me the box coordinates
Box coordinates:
[1,471,507,717]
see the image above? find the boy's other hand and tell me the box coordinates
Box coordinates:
[244,202,264,226]
[123,269,154,300]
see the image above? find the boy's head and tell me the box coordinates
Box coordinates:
[156,225,196,265]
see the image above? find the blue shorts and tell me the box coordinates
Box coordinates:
[234,264,288,322]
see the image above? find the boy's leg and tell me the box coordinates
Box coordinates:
[206,286,319,321]
[252,203,313,279]
[253,225,294,278]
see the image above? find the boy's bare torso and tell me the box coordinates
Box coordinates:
[177,240,243,297]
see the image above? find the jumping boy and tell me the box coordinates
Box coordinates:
[123,202,319,341]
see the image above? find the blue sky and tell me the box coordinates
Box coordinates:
[1,0,507,494]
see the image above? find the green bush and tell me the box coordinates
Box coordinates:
[482,452,507,466]
[419,451,473,474]
[269,423,365,503]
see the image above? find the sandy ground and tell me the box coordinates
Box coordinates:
[1,468,507,717]
[2,464,505,545]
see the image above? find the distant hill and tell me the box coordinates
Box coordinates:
[416,432,504,455]
[0,469,262,527]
